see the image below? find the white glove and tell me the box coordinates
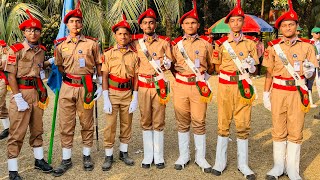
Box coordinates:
[242,56,256,73]
[163,57,172,70]
[263,92,271,111]
[93,76,102,101]
[129,91,138,114]
[303,60,315,79]
[13,93,30,112]
[103,90,112,114]
[48,57,55,65]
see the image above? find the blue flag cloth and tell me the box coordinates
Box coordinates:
[47,0,74,92]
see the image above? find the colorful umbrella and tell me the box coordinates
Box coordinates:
[209,14,274,33]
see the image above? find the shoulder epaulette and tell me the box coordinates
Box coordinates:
[103,46,114,52]
[267,38,282,47]
[53,37,67,46]
[132,34,144,41]
[0,40,6,47]
[129,43,137,53]
[244,35,258,42]
[300,38,315,45]
[39,45,47,51]
[85,36,98,41]
[171,36,183,46]
[215,36,228,46]
[158,35,171,42]
[10,43,24,52]
[199,35,213,44]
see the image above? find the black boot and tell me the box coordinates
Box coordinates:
[174,160,190,170]
[0,128,9,140]
[119,151,134,166]
[35,159,53,173]
[83,155,94,171]
[9,171,22,180]
[155,163,165,169]
[212,169,222,176]
[52,159,72,177]
[102,156,113,171]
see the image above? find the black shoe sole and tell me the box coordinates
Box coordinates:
[119,157,134,166]
[174,161,190,170]
[212,169,222,176]
[52,165,72,177]
[141,163,151,169]
[102,166,112,171]
[155,163,165,169]
[35,166,53,173]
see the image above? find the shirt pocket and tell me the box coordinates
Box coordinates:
[77,49,94,69]
[17,57,33,76]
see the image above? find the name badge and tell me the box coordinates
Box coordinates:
[294,61,300,72]
[79,58,86,68]
[40,69,46,80]
[194,59,200,68]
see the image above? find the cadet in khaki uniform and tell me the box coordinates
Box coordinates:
[262,1,318,179]
[5,9,53,180]
[132,8,173,169]
[101,14,138,171]
[0,40,9,140]
[211,0,258,179]
[171,0,213,173]
[52,1,102,177]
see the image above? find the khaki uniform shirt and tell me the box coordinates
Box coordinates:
[133,34,173,75]
[212,34,259,72]
[101,45,138,79]
[172,35,213,75]
[0,45,7,70]
[5,41,45,78]
[262,37,318,78]
[55,34,101,75]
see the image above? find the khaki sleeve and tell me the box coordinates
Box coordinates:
[307,44,318,67]
[101,51,109,73]
[4,49,18,74]
[54,45,63,66]
[206,42,214,65]
[262,46,275,68]
[172,45,178,64]
[212,43,222,65]
[93,41,102,64]
[164,41,174,62]
[249,40,259,65]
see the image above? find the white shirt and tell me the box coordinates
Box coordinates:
[312,38,320,55]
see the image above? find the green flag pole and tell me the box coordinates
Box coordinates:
[48,89,59,164]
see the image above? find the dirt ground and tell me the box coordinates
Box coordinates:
[0,74,319,180]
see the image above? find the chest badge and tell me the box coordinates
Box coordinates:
[239,52,243,56]
[293,54,297,58]
[78,50,83,54]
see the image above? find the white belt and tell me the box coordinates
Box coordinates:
[273,78,305,86]
[138,74,163,83]
[218,72,249,82]
[176,73,200,82]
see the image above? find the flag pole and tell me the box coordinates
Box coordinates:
[48,88,59,164]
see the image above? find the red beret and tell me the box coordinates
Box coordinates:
[19,9,42,30]
[138,8,157,24]
[112,14,131,33]
[63,0,83,24]
[224,0,244,23]
[179,0,198,24]
[274,0,298,29]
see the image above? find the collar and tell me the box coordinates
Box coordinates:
[23,40,40,51]
[113,44,132,53]
[183,34,199,41]
[280,36,299,46]
[143,33,158,43]
[228,31,244,43]
[66,34,86,43]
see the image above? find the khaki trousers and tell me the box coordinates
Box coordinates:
[138,87,165,131]
[58,82,94,148]
[271,88,305,144]
[7,89,43,158]
[217,83,252,139]
[104,89,133,148]
[172,81,207,135]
